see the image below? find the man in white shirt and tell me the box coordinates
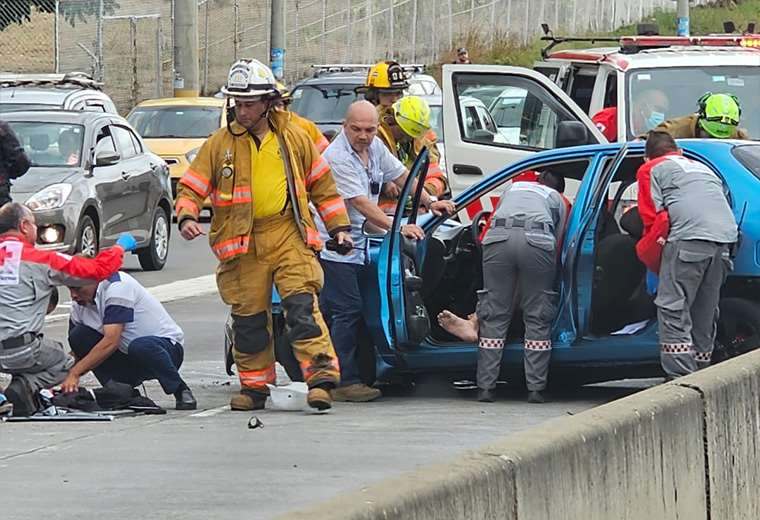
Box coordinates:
[64,271,196,410]
[315,100,454,402]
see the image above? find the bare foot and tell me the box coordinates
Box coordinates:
[438,310,478,342]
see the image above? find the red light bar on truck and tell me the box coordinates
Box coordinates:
[620,35,760,50]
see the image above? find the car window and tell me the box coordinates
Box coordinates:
[127,106,222,138]
[626,66,760,139]
[129,130,143,154]
[569,70,596,114]
[111,125,138,160]
[7,121,85,167]
[94,127,117,157]
[454,73,579,150]
[429,104,443,142]
[732,144,760,181]
[290,83,363,124]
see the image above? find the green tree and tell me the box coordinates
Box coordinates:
[0,0,120,31]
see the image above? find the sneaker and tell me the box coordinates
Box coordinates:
[230,390,266,411]
[307,387,332,410]
[331,384,382,402]
[174,388,197,411]
[4,378,36,417]
[477,388,495,403]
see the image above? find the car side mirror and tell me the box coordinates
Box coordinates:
[471,129,495,143]
[362,220,387,238]
[556,121,592,148]
[94,150,120,167]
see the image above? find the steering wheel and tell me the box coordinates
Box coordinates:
[469,210,492,245]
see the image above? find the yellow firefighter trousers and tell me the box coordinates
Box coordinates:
[215,212,340,393]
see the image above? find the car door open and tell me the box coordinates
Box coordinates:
[442,64,606,196]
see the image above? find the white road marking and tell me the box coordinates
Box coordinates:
[45,274,218,323]
[190,405,229,417]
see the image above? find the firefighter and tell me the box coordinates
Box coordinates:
[438,171,567,404]
[175,59,352,412]
[274,82,330,154]
[638,131,737,378]
[654,92,749,139]
[376,96,448,212]
[359,60,408,109]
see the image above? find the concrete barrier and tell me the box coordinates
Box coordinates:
[283,384,706,520]
[675,349,760,520]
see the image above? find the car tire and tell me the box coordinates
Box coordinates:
[138,206,170,271]
[75,215,99,258]
[713,297,760,363]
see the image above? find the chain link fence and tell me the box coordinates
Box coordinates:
[1,0,710,112]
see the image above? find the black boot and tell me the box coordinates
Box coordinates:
[477,388,495,403]
[527,390,546,404]
[4,378,37,416]
[174,384,197,411]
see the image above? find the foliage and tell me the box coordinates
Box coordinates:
[0,0,120,31]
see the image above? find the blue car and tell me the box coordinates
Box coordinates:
[266,138,760,388]
[257,65,760,387]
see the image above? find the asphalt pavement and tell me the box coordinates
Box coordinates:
[1,224,658,519]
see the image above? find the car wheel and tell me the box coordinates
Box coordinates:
[76,215,99,258]
[137,206,170,271]
[713,297,760,363]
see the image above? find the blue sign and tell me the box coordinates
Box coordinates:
[271,48,285,80]
[677,17,690,37]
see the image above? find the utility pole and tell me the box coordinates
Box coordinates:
[676,0,690,37]
[173,0,199,97]
[270,0,286,81]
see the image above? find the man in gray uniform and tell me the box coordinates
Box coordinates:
[644,132,737,378]
[439,171,567,403]
[0,203,133,415]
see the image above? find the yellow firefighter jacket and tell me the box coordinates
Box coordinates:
[175,111,350,262]
[654,114,750,140]
[289,112,330,154]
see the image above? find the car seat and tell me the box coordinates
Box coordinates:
[30,134,49,151]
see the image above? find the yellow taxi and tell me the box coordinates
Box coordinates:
[127,97,226,208]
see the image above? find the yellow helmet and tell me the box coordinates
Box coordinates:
[364,60,408,91]
[393,96,431,139]
[276,81,292,104]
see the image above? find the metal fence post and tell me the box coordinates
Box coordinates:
[322,0,327,63]
[156,16,163,98]
[346,0,352,62]
[130,16,138,108]
[97,0,104,81]
[368,0,374,63]
[447,0,452,51]
[411,0,417,63]
[54,0,60,73]
[203,1,209,95]
[234,0,240,60]
[389,0,394,59]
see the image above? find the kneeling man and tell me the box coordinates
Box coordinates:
[64,271,197,410]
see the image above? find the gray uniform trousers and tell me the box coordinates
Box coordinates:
[0,336,73,395]
[476,227,558,392]
[655,240,731,378]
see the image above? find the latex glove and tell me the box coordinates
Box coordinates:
[115,233,138,252]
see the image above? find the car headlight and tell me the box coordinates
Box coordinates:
[185,147,200,164]
[26,183,73,211]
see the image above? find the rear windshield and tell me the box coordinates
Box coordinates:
[290,83,362,124]
[127,106,222,138]
[626,66,760,139]
[732,144,760,180]
[8,121,84,167]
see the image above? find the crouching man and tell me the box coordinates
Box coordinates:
[0,203,129,416]
[64,271,197,410]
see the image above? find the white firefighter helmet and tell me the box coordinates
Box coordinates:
[220,59,278,98]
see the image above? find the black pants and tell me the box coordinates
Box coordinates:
[69,324,186,395]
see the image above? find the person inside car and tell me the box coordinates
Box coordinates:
[653,92,749,140]
[58,129,81,166]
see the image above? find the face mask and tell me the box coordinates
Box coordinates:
[646,111,666,130]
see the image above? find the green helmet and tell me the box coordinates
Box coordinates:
[698,93,741,139]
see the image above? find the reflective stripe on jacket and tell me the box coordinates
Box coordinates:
[174,110,350,262]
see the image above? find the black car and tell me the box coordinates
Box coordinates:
[5,110,173,270]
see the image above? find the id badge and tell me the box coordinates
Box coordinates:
[370,181,380,195]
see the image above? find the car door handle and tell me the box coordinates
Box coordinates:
[452,164,483,176]
[121,171,133,180]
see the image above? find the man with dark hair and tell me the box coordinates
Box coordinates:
[0,203,135,415]
[637,132,737,378]
[0,120,31,207]
[438,171,567,403]
[453,48,472,64]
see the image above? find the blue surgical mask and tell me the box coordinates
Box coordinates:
[646,111,666,130]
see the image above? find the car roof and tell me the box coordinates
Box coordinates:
[0,109,117,124]
[134,96,225,108]
[546,46,760,71]
[296,70,366,85]
[0,86,107,105]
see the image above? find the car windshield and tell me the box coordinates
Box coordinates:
[0,103,59,113]
[8,121,84,167]
[732,144,760,181]
[626,66,760,138]
[429,104,443,142]
[290,84,362,124]
[127,106,222,138]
